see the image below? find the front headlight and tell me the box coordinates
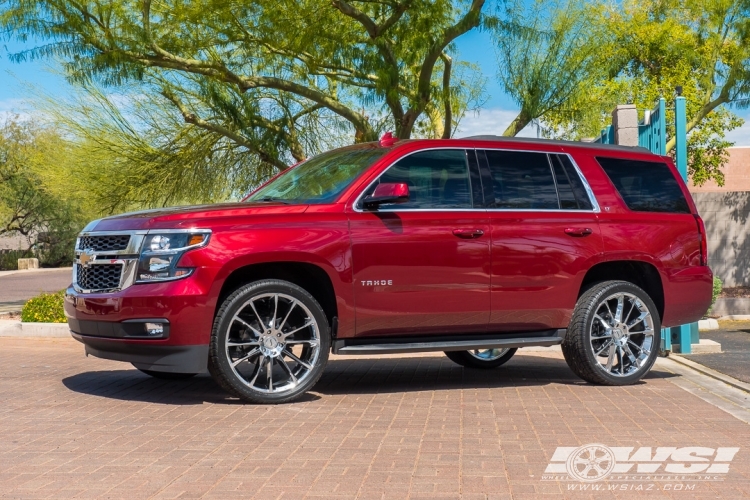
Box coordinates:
[136,231,210,283]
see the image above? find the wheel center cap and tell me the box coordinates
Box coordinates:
[259,333,284,357]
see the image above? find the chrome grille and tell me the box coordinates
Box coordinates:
[75,264,123,291]
[78,235,131,252]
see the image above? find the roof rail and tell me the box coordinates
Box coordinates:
[459,135,652,154]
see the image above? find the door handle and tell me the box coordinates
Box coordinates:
[453,229,484,239]
[564,227,593,237]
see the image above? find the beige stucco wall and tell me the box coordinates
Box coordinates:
[690,191,750,287]
[688,147,750,286]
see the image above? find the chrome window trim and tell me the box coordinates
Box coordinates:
[352,146,600,214]
[73,228,212,293]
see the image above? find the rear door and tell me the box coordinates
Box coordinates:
[480,149,604,332]
[348,149,491,337]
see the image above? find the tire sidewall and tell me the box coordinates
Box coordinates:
[210,280,330,403]
[579,282,661,385]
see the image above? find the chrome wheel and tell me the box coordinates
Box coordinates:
[467,348,511,361]
[224,292,320,394]
[589,292,655,377]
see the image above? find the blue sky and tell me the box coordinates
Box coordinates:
[2,30,749,144]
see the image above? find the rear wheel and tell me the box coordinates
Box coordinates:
[209,279,330,404]
[444,348,517,369]
[562,280,660,385]
[135,368,197,380]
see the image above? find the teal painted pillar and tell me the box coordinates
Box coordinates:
[673,95,694,354]
[656,98,666,155]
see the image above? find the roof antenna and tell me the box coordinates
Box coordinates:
[379,131,397,147]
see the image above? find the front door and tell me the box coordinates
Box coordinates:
[348,149,491,337]
[480,149,604,332]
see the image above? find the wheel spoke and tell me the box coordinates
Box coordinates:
[278,300,297,332]
[621,343,638,366]
[594,314,614,329]
[247,357,263,388]
[281,320,314,340]
[627,311,650,329]
[231,347,260,367]
[277,359,299,386]
[233,316,262,336]
[248,300,267,330]
[614,295,624,323]
[284,349,312,370]
[266,356,273,391]
[594,339,613,356]
[286,339,319,346]
[272,294,278,329]
[605,344,616,371]
[227,340,260,347]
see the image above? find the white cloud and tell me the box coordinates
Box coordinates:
[454,108,537,138]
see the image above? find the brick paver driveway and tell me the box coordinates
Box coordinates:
[2,337,750,499]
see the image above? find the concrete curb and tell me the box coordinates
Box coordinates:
[669,353,750,394]
[719,315,750,321]
[0,321,70,338]
[698,318,719,330]
[0,267,72,278]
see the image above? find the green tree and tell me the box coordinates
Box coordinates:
[495,0,612,137]
[0,117,88,266]
[2,1,489,161]
[2,0,497,207]
[540,0,750,186]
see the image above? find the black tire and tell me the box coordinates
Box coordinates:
[209,279,330,404]
[444,348,517,369]
[135,368,197,380]
[562,280,661,386]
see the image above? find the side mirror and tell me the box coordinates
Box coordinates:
[363,183,410,209]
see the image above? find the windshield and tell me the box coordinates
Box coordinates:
[245,146,386,204]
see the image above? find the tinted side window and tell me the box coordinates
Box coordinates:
[551,155,593,210]
[367,149,472,209]
[596,157,690,213]
[484,150,558,209]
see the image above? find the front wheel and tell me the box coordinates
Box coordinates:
[209,280,330,404]
[562,280,660,385]
[444,348,517,369]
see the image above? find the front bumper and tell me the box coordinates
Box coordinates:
[65,272,216,373]
[70,332,208,373]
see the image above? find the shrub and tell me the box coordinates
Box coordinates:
[21,291,67,323]
[712,276,723,306]
[0,249,33,271]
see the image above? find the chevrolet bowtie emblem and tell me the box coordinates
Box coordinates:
[79,249,96,268]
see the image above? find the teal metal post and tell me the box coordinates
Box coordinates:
[673,95,694,354]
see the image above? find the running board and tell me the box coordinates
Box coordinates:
[332,329,566,355]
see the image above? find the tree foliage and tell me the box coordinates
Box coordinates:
[538,0,750,185]
[0,117,88,265]
[495,0,612,137]
[1,0,497,205]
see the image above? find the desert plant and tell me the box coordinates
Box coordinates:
[21,291,66,323]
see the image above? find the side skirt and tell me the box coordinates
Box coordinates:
[332,329,565,355]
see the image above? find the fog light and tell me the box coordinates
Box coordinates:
[145,323,164,336]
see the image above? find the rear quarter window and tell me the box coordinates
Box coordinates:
[595,157,691,214]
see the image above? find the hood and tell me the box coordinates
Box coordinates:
[89,202,309,231]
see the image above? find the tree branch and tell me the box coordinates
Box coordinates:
[160,90,288,171]
[440,53,453,139]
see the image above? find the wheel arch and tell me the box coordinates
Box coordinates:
[215,261,339,331]
[578,260,664,321]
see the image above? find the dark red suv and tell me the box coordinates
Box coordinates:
[65,136,712,403]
